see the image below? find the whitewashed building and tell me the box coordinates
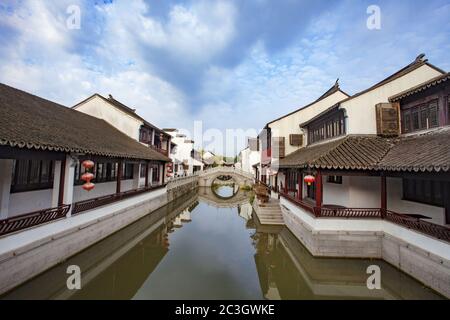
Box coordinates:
[0,83,170,223]
[238,145,260,176]
[73,93,174,181]
[256,54,450,298]
[163,129,204,176]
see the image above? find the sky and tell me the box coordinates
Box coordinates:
[0,0,449,156]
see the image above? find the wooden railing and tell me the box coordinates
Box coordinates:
[279,192,450,242]
[385,210,450,243]
[73,184,166,215]
[319,207,382,219]
[149,145,169,156]
[0,205,71,236]
[280,192,315,214]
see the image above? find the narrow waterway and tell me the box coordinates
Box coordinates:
[2,186,442,300]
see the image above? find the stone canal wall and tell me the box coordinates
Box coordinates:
[0,177,199,295]
[280,197,450,298]
[167,175,199,202]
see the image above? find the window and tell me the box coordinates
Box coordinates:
[140,164,147,178]
[402,111,412,133]
[306,182,316,200]
[152,166,160,182]
[447,96,450,124]
[284,171,298,191]
[74,161,118,185]
[123,163,134,180]
[308,110,345,144]
[401,100,440,134]
[11,159,54,193]
[327,176,342,184]
[403,178,447,207]
[412,108,420,130]
[139,127,153,144]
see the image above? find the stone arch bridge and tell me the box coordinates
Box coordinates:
[197,187,250,208]
[197,167,254,187]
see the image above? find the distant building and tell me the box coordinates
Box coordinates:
[238,144,260,176]
[164,129,203,176]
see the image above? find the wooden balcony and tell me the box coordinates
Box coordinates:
[149,145,169,156]
[0,205,71,236]
[73,183,166,215]
[0,184,167,237]
[280,192,450,243]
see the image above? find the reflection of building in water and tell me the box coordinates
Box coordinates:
[173,216,183,228]
[237,202,253,221]
[180,209,192,222]
[253,228,442,300]
[2,191,199,300]
[166,200,199,233]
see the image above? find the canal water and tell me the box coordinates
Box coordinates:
[2,186,442,300]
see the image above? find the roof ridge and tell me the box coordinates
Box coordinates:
[266,81,349,125]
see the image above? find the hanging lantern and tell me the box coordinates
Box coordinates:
[81,160,95,170]
[81,160,95,191]
[81,172,94,183]
[304,175,315,186]
[82,182,95,192]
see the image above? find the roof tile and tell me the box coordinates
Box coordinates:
[0,83,170,162]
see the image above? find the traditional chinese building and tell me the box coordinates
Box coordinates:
[0,83,170,233]
[73,93,175,179]
[255,55,450,297]
[163,129,204,176]
[274,56,449,227]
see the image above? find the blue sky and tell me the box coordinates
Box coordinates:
[0,0,449,155]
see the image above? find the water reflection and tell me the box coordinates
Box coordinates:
[1,186,443,300]
[253,228,442,300]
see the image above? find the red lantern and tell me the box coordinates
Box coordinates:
[304,175,315,186]
[82,160,95,170]
[81,172,94,183]
[82,182,95,192]
[81,160,95,191]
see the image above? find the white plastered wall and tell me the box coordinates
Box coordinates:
[322,175,445,226]
[73,95,143,141]
[268,90,349,157]
[342,65,443,135]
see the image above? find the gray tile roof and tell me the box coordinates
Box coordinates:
[277,135,394,170]
[277,127,450,173]
[379,127,450,172]
[0,83,170,162]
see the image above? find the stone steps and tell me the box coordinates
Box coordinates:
[253,199,285,226]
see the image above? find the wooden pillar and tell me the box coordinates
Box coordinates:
[58,158,66,206]
[381,174,387,218]
[0,159,14,219]
[297,171,302,200]
[161,163,165,184]
[315,170,322,207]
[145,162,149,187]
[284,170,288,194]
[116,160,123,194]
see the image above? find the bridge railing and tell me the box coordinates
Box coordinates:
[167,174,199,190]
[199,166,254,179]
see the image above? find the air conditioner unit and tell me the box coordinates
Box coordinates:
[375,103,400,137]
